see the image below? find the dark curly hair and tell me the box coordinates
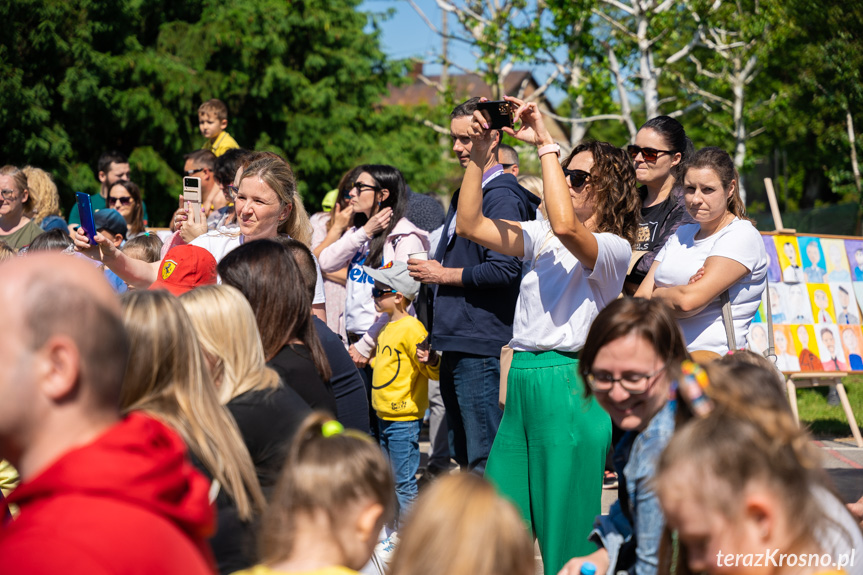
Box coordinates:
[561,141,640,245]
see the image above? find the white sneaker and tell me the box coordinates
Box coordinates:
[359,529,399,575]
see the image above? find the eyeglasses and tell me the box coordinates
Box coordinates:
[586,364,667,394]
[562,168,590,187]
[184,167,207,177]
[348,182,381,196]
[0,189,18,200]
[226,184,239,200]
[627,145,674,163]
[371,287,398,298]
[108,196,133,206]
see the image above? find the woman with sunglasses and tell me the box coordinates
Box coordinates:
[0,165,45,249]
[456,96,639,575]
[107,181,148,239]
[557,298,686,575]
[317,165,428,433]
[624,116,694,295]
[634,147,767,355]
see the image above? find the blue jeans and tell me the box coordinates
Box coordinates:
[378,418,423,520]
[439,351,503,475]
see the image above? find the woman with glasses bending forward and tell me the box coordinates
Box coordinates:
[456,96,638,575]
[635,147,767,355]
[558,298,686,575]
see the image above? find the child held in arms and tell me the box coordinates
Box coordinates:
[198,98,239,157]
[363,261,440,521]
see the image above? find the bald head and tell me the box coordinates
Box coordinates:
[0,255,128,412]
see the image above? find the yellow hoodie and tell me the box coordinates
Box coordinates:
[371,316,439,421]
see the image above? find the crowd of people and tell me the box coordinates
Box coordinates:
[0,95,861,575]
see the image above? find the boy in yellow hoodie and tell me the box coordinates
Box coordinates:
[364,261,439,520]
[198,99,239,157]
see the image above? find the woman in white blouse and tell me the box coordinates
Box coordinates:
[635,147,767,354]
[455,96,638,575]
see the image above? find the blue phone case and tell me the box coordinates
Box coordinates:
[76,192,97,243]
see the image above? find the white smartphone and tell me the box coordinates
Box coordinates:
[183,176,203,224]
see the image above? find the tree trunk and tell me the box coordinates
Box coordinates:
[848,110,862,195]
[732,63,747,205]
[637,14,660,119]
[607,46,638,141]
[568,54,588,147]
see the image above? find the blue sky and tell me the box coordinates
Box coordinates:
[361,0,477,74]
[359,0,568,104]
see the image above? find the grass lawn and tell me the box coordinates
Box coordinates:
[795,374,863,438]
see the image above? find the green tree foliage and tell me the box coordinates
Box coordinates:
[0,0,450,226]
[754,0,863,211]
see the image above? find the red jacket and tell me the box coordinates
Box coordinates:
[0,412,216,574]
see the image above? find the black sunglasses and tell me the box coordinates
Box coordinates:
[108,195,133,205]
[562,168,590,187]
[372,287,398,298]
[627,145,674,163]
[184,167,207,176]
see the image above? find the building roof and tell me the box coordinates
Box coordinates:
[381,66,570,143]
[382,70,534,107]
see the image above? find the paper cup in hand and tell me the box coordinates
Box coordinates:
[409,251,429,261]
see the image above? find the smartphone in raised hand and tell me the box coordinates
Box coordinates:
[183,176,203,225]
[477,100,514,130]
[76,192,97,244]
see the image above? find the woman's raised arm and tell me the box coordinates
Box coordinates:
[73,228,159,288]
[503,96,599,269]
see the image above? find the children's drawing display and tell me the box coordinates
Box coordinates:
[753,233,863,372]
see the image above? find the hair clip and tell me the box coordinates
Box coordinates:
[679,360,714,417]
[321,420,345,438]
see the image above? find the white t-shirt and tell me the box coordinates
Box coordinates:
[814,485,863,575]
[510,219,632,352]
[654,219,767,354]
[191,230,326,305]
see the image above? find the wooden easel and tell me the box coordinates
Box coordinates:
[766,177,863,447]
[786,373,863,447]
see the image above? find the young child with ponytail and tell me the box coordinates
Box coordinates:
[234,412,395,575]
[656,358,860,575]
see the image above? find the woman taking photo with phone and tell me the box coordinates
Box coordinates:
[634,147,767,354]
[624,117,694,294]
[73,155,322,297]
[455,96,638,575]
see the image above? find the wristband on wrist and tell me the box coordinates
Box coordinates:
[537,143,560,158]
